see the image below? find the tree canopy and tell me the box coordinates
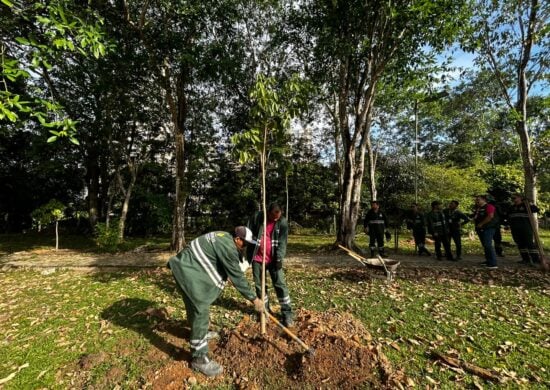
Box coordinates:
[1,0,548,243]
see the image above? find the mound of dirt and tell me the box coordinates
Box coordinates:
[148,309,406,389]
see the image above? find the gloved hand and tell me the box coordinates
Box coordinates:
[385,230,391,241]
[253,298,264,313]
[239,257,250,273]
[275,259,283,270]
[364,226,369,235]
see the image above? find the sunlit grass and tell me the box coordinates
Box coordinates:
[0,266,548,388]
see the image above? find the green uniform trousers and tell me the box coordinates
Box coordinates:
[252,261,293,322]
[175,281,210,358]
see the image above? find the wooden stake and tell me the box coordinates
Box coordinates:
[260,126,267,334]
[524,200,549,271]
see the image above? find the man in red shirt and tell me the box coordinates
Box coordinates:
[474,195,499,269]
[246,202,293,327]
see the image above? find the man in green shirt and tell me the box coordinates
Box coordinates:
[426,200,454,261]
[168,226,264,377]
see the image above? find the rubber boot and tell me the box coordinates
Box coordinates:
[206,331,219,340]
[378,247,385,258]
[370,248,375,257]
[191,356,223,377]
[517,251,530,264]
[530,251,540,264]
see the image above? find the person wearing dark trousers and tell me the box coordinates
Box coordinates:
[474,195,499,269]
[426,201,454,261]
[406,203,431,256]
[247,202,294,327]
[364,201,390,257]
[444,200,470,260]
[508,193,540,264]
[487,196,507,257]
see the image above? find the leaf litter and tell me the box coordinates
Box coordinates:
[145,308,407,389]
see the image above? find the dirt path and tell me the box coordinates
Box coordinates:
[0,246,537,273]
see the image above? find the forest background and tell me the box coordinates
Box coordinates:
[1,0,548,251]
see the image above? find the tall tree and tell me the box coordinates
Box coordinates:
[462,0,549,204]
[290,0,468,248]
[122,0,256,251]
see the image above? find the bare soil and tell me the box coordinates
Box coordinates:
[145,309,406,389]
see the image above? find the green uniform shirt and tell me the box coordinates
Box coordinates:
[508,203,539,231]
[168,232,256,308]
[426,210,448,235]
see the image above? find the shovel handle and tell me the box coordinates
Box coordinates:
[264,310,310,351]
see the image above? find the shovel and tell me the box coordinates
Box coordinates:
[264,310,315,356]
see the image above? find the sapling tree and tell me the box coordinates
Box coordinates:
[30,199,66,250]
[231,73,308,334]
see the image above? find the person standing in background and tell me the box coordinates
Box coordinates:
[473,195,499,269]
[444,200,470,260]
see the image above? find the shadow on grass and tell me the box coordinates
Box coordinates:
[89,266,177,288]
[101,297,191,361]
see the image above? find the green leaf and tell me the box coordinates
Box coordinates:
[35,15,50,25]
[47,136,58,143]
[69,137,80,145]
[15,37,30,45]
[1,0,13,6]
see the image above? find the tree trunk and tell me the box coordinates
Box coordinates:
[366,135,377,201]
[118,164,138,241]
[166,68,189,253]
[105,178,118,229]
[516,120,537,203]
[87,158,100,227]
[172,132,187,252]
[285,170,289,221]
[516,38,537,205]
[337,146,359,249]
[55,220,59,251]
[336,76,376,250]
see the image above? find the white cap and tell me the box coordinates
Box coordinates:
[234,226,257,245]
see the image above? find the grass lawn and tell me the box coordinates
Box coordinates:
[3,227,548,257]
[1,264,549,388]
